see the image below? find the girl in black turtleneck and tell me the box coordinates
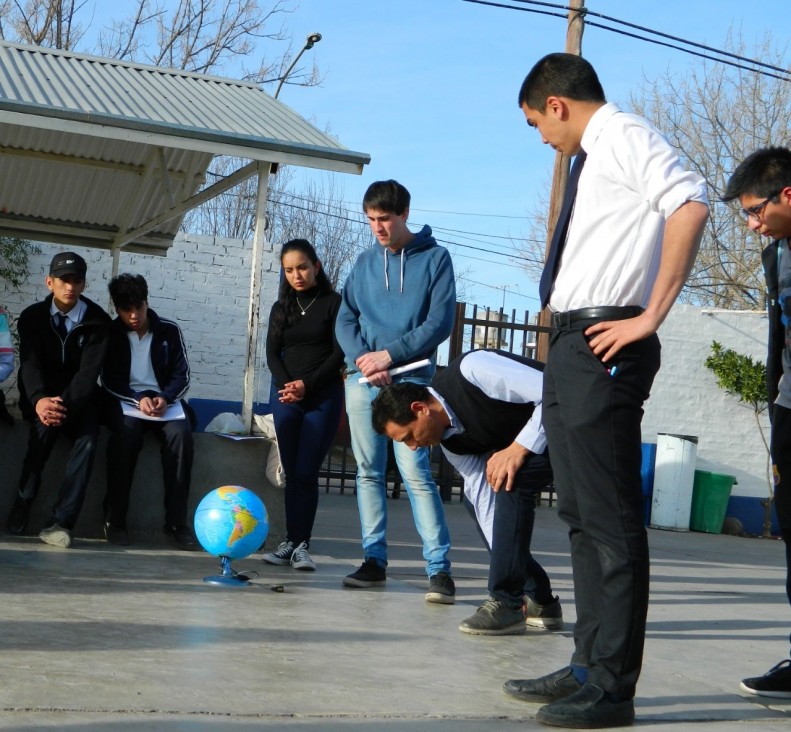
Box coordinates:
[262,239,345,571]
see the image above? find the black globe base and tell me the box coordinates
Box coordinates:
[203,555,251,588]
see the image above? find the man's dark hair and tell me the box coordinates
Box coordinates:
[362,179,411,216]
[371,382,431,434]
[108,273,148,310]
[517,52,605,112]
[723,147,791,202]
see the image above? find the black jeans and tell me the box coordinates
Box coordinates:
[488,450,554,609]
[769,403,791,650]
[105,401,194,528]
[543,324,660,699]
[17,403,101,529]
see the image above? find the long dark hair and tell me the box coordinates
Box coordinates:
[268,239,334,339]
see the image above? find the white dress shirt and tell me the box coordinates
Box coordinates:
[549,102,709,312]
[50,298,86,333]
[428,350,546,546]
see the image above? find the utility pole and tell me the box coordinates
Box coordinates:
[536,0,586,362]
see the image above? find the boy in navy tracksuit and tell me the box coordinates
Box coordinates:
[102,273,197,549]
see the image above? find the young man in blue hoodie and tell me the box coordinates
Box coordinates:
[335,179,457,603]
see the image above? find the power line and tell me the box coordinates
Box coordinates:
[462,0,791,83]
[267,197,543,265]
[410,206,535,220]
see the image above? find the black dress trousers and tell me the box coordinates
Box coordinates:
[542,318,660,699]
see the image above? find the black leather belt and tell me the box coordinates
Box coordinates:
[551,306,644,330]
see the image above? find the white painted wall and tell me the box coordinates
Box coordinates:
[0,239,774,500]
[645,303,771,500]
[0,234,280,405]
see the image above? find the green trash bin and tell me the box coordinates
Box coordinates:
[690,470,737,533]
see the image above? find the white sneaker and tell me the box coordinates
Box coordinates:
[290,541,316,571]
[262,540,294,565]
[38,523,72,549]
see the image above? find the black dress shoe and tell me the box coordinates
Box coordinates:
[536,682,635,728]
[504,666,581,703]
[7,496,33,535]
[104,522,131,546]
[163,523,199,550]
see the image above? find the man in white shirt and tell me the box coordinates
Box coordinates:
[504,53,709,728]
[372,349,562,636]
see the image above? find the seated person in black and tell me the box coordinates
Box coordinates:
[372,349,562,635]
[102,274,197,549]
[8,251,110,548]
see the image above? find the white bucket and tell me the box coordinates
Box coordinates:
[650,433,698,531]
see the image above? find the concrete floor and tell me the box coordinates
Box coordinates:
[1,490,790,730]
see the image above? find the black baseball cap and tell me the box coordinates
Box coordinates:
[49,252,87,279]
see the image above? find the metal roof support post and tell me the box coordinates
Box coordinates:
[241,161,271,433]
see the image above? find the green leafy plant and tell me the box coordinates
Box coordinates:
[0,237,39,289]
[704,341,772,537]
[1,237,39,399]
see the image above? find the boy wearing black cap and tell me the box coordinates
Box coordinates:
[7,251,111,548]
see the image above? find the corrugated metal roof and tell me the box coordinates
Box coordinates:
[0,41,370,255]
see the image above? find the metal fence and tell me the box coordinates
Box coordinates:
[319,302,555,506]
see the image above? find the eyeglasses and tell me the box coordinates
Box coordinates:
[740,190,783,221]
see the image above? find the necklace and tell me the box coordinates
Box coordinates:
[296,293,319,315]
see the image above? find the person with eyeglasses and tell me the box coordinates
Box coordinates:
[724,147,791,700]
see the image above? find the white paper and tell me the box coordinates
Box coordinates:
[358,358,431,384]
[121,400,186,422]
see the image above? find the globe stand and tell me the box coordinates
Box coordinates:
[203,555,251,588]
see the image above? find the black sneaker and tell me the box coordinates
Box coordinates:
[524,595,563,630]
[7,495,33,535]
[459,598,524,635]
[163,523,199,551]
[343,558,386,587]
[740,659,791,698]
[104,522,131,546]
[425,571,456,604]
[262,540,294,565]
[503,666,582,703]
[290,541,316,571]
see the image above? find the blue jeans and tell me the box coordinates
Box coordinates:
[271,379,344,546]
[345,376,451,576]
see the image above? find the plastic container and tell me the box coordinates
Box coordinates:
[690,471,737,534]
[650,433,698,531]
[640,442,657,526]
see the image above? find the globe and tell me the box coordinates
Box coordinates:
[194,486,269,560]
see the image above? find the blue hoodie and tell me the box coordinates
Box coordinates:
[335,225,456,381]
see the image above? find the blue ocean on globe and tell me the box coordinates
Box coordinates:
[194,486,269,559]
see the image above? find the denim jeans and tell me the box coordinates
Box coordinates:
[345,376,451,576]
[488,450,554,609]
[271,379,344,546]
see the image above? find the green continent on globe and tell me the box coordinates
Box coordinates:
[213,487,260,548]
[229,507,259,547]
